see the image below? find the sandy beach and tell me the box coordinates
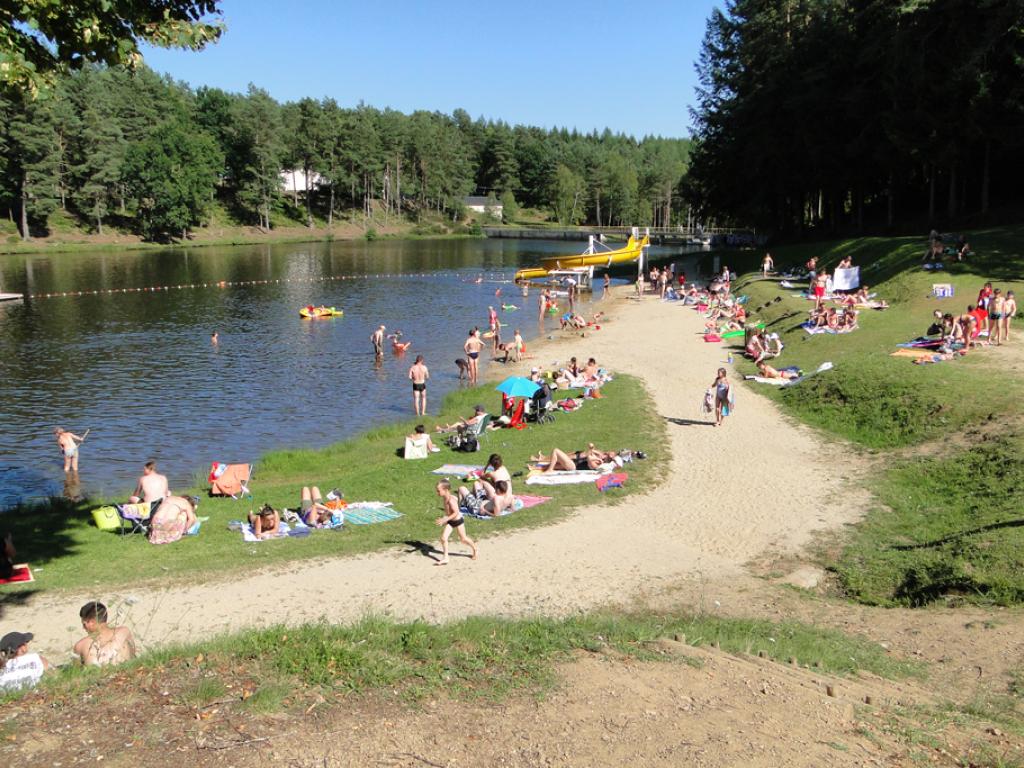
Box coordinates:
[8,289,866,658]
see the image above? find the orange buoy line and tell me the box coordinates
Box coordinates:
[23,271,513,300]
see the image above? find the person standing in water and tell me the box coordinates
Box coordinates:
[488,305,500,352]
[538,288,548,323]
[602,272,611,299]
[566,276,577,313]
[54,427,85,473]
[371,325,385,357]
[408,355,430,416]
[463,329,485,384]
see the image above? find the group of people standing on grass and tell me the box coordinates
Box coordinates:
[933,282,1018,349]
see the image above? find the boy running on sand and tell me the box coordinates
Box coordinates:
[54,427,85,473]
[434,480,477,566]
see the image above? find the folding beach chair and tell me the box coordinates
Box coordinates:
[115,502,154,538]
[208,462,254,499]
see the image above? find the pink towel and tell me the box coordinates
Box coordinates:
[515,494,552,509]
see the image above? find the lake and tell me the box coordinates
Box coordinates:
[0,237,700,505]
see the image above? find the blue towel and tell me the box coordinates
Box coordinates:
[344,504,403,525]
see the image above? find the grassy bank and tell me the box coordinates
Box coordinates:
[717,226,1024,606]
[3,375,664,593]
[5,610,921,710]
[723,226,1024,449]
[835,433,1024,606]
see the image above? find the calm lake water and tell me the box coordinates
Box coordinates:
[0,238,700,505]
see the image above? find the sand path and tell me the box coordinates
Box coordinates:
[11,293,864,658]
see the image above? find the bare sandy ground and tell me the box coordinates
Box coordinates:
[10,290,867,658]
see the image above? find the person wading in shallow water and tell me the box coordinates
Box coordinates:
[408,355,430,416]
[371,325,385,357]
[463,329,484,384]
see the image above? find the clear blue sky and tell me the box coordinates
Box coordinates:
[141,0,717,139]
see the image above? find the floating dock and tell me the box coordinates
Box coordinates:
[0,292,24,302]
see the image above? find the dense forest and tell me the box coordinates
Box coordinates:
[0,66,690,241]
[687,0,1024,235]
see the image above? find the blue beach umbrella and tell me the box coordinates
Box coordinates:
[495,376,540,398]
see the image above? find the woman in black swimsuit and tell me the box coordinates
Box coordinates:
[434,480,478,566]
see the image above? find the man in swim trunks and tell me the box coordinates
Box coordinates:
[408,354,430,415]
[129,461,170,504]
[73,601,136,667]
[434,480,477,566]
[54,427,84,473]
[464,329,484,384]
[813,271,828,309]
[989,288,1006,346]
[371,325,385,357]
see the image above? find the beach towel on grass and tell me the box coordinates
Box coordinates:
[595,473,628,491]
[802,323,856,335]
[0,564,34,585]
[431,464,483,476]
[344,502,403,525]
[242,521,294,542]
[525,470,601,486]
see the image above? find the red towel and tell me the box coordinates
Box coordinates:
[595,473,628,492]
[0,564,34,584]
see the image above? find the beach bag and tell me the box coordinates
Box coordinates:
[92,506,120,531]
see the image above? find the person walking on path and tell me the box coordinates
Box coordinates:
[54,427,85,473]
[463,329,485,384]
[434,479,478,566]
[408,355,430,416]
[712,367,734,427]
[371,325,385,357]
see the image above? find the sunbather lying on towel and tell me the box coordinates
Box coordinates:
[458,479,515,517]
[300,486,336,527]
[756,362,800,380]
[248,504,281,539]
[530,444,618,474]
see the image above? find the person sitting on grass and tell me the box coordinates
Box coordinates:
[147,495,198,545]
[765,332,784,357]
[757,361,799,380]
[841,309,859,331]
[407,425,441,452]
[249,503,281,539]
[435,405,488,434]
[746,331,767,362]
[73,601,136,667]
[530,444,619,473]
[0,631,48,692]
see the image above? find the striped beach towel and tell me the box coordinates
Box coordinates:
[344,503,403,525]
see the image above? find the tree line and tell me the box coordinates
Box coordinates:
[686,0,1024,236]
[0,66,690,241]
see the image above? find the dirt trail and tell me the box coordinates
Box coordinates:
[9,291,868,659]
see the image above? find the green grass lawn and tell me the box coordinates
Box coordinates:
[4,376,665,594]
[714,225,1024,606]
[8,609,921,709]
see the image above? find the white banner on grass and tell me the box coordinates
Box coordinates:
[833,266,860,291]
